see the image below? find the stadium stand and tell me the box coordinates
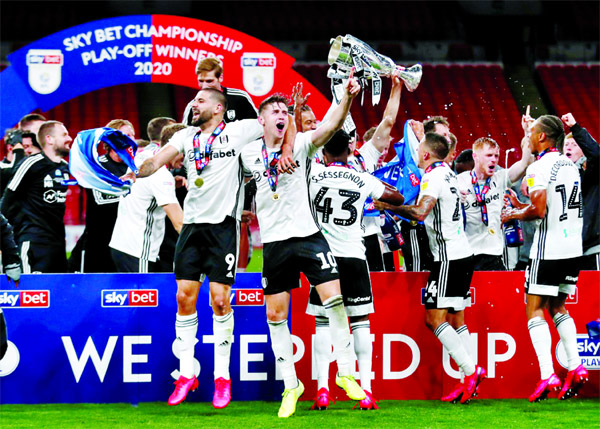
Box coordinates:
[537,63,599,139]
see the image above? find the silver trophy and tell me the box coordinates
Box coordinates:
[327,35,422,93]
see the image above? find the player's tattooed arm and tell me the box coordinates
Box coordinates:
[376,195,436,222]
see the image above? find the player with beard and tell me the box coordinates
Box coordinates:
[307,130,405,411]
[127,88,294,409]
[377,132,486,404]
[502,115,588,402]
[1,121,72,273]
[240,73,366,418]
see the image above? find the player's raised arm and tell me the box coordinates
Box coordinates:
[368,71,403,153]
[278,114,297,174]
[310,69,361,148]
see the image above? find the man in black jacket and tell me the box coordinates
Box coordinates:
[182,57,257,125]
[1,121,72,273]
[561,113,599,270]
[0,213,21,361]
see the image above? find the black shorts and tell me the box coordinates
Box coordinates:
[110,248,157,273]
[473,254,507,271]
[400,221,434,272]
[424,256,474,310]
[525,257,581,297]
[307,256,374,317]
[20,240,67,274]
[364,234,384,272]
[174,217,239,284]
[262,232,339,295]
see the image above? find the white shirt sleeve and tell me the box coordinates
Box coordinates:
[295,131,318,158]
[419,171,442,200]
[365,174,386,200]
[149,167,178,207]
[358,140,383,171]
[525,162,547,193]
[165,128,189,154]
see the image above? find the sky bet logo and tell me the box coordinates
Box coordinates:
[101,290,158,308]
[0,290,50,308]
[557,334,599,370]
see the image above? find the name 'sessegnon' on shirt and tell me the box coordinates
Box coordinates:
[309,163,385,259]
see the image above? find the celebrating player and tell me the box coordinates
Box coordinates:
[128,87,294,409]
[377,132,486,404]
[240,73,366,418]
[307,129,405,410]
[501,115,588,402]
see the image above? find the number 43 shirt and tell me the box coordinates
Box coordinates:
[309,163,385,259]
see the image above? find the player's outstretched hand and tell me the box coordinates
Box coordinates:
[292,82,311,108]
[504,188,521,208]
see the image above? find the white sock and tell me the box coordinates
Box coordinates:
[314,317,331,390]
[455,325,472,383]
[213,310,234,380]
[351,320,372,393]
[268,319,298,390]
[528,317,554,379]
[323,295,354,376]
[553,313,582,371]
[434,322,475,376]
[175,312,198,379]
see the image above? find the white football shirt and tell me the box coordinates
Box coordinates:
[419,163,473,262]
[458,168,511,256]
[525,151,583,260]
[309,163,385,259]
[241,132,320,243]
[348,140,383,237]
[166,120,263,225]
[109,165,177,262]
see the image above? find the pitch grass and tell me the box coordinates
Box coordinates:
[1,399,598,428]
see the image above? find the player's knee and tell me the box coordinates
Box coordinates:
[266,307,286,322]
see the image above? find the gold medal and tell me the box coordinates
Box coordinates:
[195,177,204,188]
[272,193,280,201]
[488,227,496,235]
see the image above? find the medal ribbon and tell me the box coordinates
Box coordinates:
[261,138,281,193]
[353,150,367,172]
[536,147,558,160]
[470,170,492,226]
[192,121,226,176]
[424,161,447,174]
[326,161,356,170]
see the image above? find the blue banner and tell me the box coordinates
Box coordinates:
[0,273,281,404]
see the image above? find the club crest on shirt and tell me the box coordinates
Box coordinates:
[227,110,236,121]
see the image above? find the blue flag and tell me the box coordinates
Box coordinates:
[364,120,423,217]
[69,127,139,196]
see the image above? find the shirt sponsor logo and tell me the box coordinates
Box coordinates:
[101,289,158,307]
[0,290,50,308]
